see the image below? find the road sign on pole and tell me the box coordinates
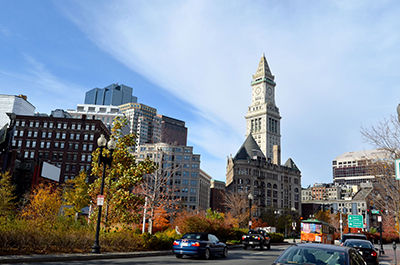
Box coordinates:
[348,215,363,228]
[395,159,400,180]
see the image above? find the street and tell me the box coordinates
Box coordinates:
[0,246,288,265]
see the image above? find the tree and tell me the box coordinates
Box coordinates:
[0,171,17,217]
[361,114,400,237]
[134,158,180,234]
[89,116,157,228]
[20,183,62,224]
[223,191,249,228]
[63,170,91,221]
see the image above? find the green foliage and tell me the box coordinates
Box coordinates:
[206,208,224,221]
[89,116,157,227]
[270,232,285,243]
[63,171,91,218]
[0,171,17,218]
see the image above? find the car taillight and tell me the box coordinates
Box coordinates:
[371,250,377,257]
[191,242,200,247]
[173,241,180,246]
[242,236,245,240]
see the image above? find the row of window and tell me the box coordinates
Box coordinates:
[23,150,92,162]
[16,120,97,131]
[15,130,95,141]
[15,139,94,152]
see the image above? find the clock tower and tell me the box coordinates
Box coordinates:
[245,53,281,161]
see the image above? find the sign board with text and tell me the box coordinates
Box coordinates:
[348,215,363,228]
[97,195,105,206]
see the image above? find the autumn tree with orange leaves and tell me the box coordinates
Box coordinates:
[21,183,62,225]
[89,116,157,229]
[135,155,181,234]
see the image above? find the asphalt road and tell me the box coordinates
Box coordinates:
[0,246,289,265]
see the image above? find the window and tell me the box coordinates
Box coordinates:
[81,155,86,161]
[62,133,66,139]
[35,122,39,127]
[70,133,74,140]
[19,131,24,137]
[63,123,67,129]
[32,141,36,148]
[29,121,34,127]
[26,141,30,147]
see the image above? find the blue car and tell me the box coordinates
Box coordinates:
[172,232,228,259]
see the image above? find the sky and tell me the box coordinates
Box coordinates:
[1,0,400,187]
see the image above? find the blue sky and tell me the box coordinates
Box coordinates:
[1,0,399,187]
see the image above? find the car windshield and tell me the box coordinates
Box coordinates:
[182,233,207,240]
[345,241,372,249]
[275,246,347,265]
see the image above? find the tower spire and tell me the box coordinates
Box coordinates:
[252,53,274,82]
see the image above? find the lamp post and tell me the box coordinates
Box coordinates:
[291,207,296,243]
[91,134,116,254]
[248,193,253,230]
[378,214,385,255]
[397,103,400,123]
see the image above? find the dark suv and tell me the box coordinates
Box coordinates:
[340,233,367,245]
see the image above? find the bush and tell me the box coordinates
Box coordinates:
[269,232,285,243]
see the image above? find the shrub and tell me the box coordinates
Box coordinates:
[270,232,285,243]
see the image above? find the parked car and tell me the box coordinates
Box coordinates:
[242,228,271,250]
[340,233,368,245]
[172,232,228,259]
[343,239,379,265]
[273,243,366,265]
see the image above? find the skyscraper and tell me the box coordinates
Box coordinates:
[245,54,281,160]
[84,84,138,106]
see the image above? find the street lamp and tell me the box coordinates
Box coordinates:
[248,193,254,230]
[397,103,400,123]
[91,134,116,254]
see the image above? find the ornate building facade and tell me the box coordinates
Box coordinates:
[226,54,302,220]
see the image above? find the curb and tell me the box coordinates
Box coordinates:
[0,245,243,264]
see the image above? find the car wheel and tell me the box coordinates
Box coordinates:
[243,245,248,250]
[203,248,210,260]
[175,254,183,258]
[221,247,228,258]
[266,244,271,250]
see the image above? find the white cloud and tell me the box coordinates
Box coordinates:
[56,0,400,184]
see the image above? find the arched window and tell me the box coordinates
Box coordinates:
[254,180,259,186]
[294,188,299,193]
[273,184,278,189]
[246,179,251,185]
[267,183,272,189]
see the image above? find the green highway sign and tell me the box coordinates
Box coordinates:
[348,215,363,228]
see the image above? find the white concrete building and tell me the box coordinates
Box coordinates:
[119,103,161,151]
[332,149,392,185]
[67,104,129,134]
[134,142,202,211]
[199,169,212,210]
[0,95,35,128]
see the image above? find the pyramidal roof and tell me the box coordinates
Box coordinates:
[284,158,300,172]
[252,53,274,81]
[234,134,266,160]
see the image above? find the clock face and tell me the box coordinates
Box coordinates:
[268,87,272,95]
[255,87,261,95]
